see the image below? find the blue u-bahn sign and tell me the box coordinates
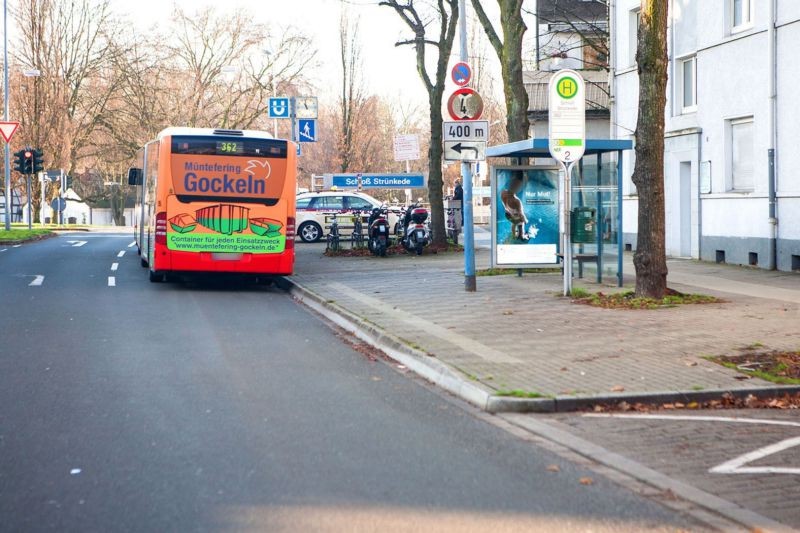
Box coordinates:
[327,173,426,189]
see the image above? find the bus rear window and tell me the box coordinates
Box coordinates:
[171,136,287,158]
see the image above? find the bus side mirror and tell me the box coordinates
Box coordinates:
[127,167,143,185]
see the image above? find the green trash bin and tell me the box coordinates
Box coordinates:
[571,207,597,243]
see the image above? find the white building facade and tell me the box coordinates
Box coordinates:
[613,0,800,271]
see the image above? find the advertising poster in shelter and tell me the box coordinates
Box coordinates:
[492,167,559,266]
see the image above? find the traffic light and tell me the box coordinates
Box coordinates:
[13,149,26,174]
[65,175,73,190]
[22,149,33,174]
[32,149,44,174]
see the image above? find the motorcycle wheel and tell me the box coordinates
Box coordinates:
[378,238,387,257]
[415,244,423,255]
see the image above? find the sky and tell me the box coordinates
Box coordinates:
[118,0,522,110]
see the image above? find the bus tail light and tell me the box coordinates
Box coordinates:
[155,212,168,245]
[285,217,295,250]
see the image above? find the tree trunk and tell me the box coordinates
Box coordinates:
[428,87,446,245]
[632,0,669,298]
[471,0,529,142]
[499,0,529,142]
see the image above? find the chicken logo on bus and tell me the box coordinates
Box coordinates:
[245,159,271,181]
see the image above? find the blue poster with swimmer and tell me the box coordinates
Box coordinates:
[493,167,559,265]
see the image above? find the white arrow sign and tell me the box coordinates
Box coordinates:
[66,240,87,247]
[444,141,486,162]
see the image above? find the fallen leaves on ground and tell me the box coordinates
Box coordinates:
[571,288,721,310]
[587,392,800,413]
[546,465,560,473]
[579,477,594,485]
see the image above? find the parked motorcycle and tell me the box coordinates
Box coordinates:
[367,205,390,257]
[399,203,430,255]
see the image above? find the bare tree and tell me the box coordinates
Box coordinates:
[532,0,609,71]
[631,0,669,298]
[337,8,364,172]
[470,0,529,142]
[13,0,121,220]
[380,0,459,247]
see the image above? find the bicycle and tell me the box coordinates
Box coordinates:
[326,212,341,252]
[350,209,364,249]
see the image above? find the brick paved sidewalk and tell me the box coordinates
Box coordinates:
[292,245,800,409]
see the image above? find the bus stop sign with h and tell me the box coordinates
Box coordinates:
[548,69,586,297]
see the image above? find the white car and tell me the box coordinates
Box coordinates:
[295,191,399,243]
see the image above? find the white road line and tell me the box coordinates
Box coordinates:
[128,241,136,248]
[117,251,125,258]
[111,263,119,271]
[709,436,800,475]
[108,276,116,287]
[584,413,800,476]
[584,413,800,429]
[29,275,45,287]
[0,248,7,252]
[66,240,87,247]
[13,244,21,248]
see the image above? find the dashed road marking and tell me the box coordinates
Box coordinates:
[29,275,45,287]
[108,276,116,287]
[65,240,87,247]
[111,262,119,271]
[117,251,125,258]
[0,248,7,252]
[128,241,136,248]
[13,244,21,248]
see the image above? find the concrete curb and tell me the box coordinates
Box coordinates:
[501,414,797,533]
[289,280,493,410]
[290,279,800,414]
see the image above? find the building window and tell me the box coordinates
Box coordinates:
[731,0,754,32]
[629,9,640,67]
[730,117,754,191]
[679,56,696,113]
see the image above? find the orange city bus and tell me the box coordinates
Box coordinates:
[128,127,297,282]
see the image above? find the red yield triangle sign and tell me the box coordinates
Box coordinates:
[0,121,20,143]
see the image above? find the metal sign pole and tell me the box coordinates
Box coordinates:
[25,174,31,229]
[3,0,11,231]
[562,161,574,296]
[458,0,476,292]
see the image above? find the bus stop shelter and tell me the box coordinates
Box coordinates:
[486,138,633,286]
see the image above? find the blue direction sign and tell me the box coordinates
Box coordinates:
[298,119,316,142]
[268,97,290,118]
[330,173,426,189]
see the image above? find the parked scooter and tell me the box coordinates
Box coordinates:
[399,202,430,255]
[367,205,390,257]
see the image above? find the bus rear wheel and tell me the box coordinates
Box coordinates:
[149,270,165,283]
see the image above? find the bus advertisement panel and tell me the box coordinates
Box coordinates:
[132,128,297,281]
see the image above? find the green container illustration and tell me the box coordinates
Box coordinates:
[249,217,283,237]
[195,204,250,235]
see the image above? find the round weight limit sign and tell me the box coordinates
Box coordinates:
[447,88,484,121]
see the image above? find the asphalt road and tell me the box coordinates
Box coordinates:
[0,233,702,532]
